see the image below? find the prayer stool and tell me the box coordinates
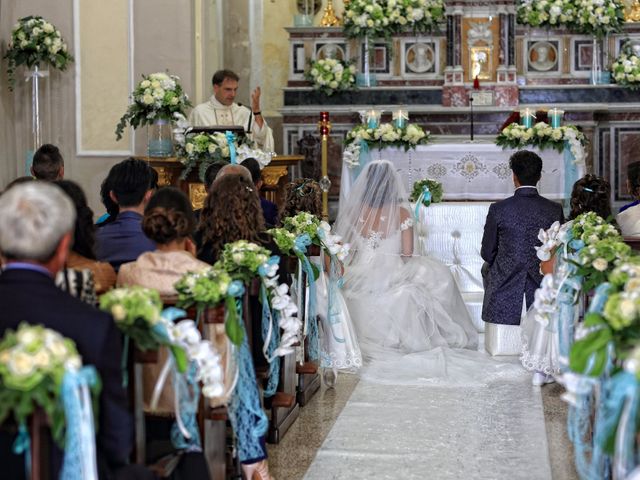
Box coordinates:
[484,322,522,356]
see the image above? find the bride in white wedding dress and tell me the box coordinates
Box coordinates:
[336,160,520,385]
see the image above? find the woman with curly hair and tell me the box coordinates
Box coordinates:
[279,178,322,221]
[521,174,613,385]
[195,173,279,480]
[55,180,116,296]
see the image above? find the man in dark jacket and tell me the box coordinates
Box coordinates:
[0,182,151,479]
[481,150,564,331]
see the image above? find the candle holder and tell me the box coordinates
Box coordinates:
[366,109,381,129]
[318,111,332,220]
[393,109,408,129]
[519,108,536,129]
[548,108,564,128]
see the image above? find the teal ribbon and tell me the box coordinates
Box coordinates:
[226,130,237,164]
[228,280,245,298]
[294,233,312,253]
[13,423,31,479]
[60,366,99,480]
[413,185,431,221]
[587,283,612,315]
[352,139,370,181]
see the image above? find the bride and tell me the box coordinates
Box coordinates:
[336,160,516,385]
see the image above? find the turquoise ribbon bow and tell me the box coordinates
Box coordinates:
[226,130,237,164]
[414,185,431,221]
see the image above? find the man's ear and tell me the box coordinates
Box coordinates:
[48,231,73,274]
[109,190,118,204]
[143,189,154,204]
[30,166,35,177]
[58,165,65,180]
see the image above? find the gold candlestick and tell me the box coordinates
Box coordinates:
[318,112,332,220]
[321,0,341,27]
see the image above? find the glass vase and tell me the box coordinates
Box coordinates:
[590,37,602,86]
[147,118,173,157]
[21,65,51,175]
[356,35,377,87]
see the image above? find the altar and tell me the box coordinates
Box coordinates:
[339,142,583,207]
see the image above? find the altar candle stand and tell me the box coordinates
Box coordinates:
[548,108,564,128]
[519,108,535,128]
[393,109,408,129]
[318,112,332,220]
[366,109,381,129]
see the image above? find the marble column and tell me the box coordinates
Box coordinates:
[499,13,508,67]
[508,13,516,67]
[446,15,454,68]
[453,14,462,67]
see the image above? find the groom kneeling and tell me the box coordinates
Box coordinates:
[480,150,564,355]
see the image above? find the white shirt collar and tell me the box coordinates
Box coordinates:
[515,185,537,191]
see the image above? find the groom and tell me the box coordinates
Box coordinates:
[481,150,564,348]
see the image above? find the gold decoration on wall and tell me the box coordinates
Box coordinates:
[321,0,341,27]
[625,0,640,21]
[189,183,207,210]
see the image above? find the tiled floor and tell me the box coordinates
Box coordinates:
[268,373,577,480]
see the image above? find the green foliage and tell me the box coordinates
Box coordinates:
[409,178,443,204]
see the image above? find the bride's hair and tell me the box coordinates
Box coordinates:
[364,161,396,208]
[569,174,612,220]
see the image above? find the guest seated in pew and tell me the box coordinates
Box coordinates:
[31,143,64,181]
[194,160,228,222]
[96,158,158,271]
[242,157,278,227]
[55,180,116,295]
[521,174,612,385]
[0,182,153,480]
[196,173,280,480]
[618,160,640,236]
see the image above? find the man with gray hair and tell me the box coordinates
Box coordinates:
[0,182,149,479]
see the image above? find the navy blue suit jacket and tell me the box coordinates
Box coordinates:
[481,187,564,325]
[0,268,133,478]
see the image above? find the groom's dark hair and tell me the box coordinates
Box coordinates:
[509,150,542,186]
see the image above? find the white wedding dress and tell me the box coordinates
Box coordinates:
[337,160,522,386]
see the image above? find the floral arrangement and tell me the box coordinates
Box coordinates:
[99,286,164,351]
[409,178,443,206]
[270,213,351,262]
[611,42,640,89]
[305,58,356,96]
[345,122,430,151]
[343,0,445,40]
[115,72,191,141]
[0,324,95,446]
[218,240,272,285]
[572,211,619,246]
[495,122,586,165]
[576,237,631,291]
[516,0,624,38]
[4,16,74,90]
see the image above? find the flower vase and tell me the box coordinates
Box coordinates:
[147,118,173,157]
[356,36,377,87]
[590,37,602,86]
[23,66,51,175]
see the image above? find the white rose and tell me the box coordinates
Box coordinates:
[111,304,127,322]
[65,355,82,371]
[17,329,38,347]
[8,351,35,377]
[31,27,42,36]
[185,143,194,154]
[143,94,154,105]
[43,23,54,33]
[620,298,637,320]
[626,277,640,291]
[32,349,51,368]
[329,81,338,89]
[140,80,151,88]
[592,258,608,271]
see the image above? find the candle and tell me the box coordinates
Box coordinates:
[393,109,408,129]
[548,108,564,129]
[519,108,535,129]
[366,109,380,129]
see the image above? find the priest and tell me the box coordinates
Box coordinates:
[189,69,275,152]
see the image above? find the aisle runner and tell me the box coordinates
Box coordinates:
[303,376,552,479]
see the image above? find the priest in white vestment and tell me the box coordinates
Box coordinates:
[189,69,275,152]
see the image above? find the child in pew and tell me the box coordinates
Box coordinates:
[280,179,362,387]
[520,175,613,385]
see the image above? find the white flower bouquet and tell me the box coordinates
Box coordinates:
[611,42,640,89]
[496,121,586,165]
[344,0,444,39]
[0,324,94,447]
[115,72,191,140]
[345,122,431,152]
[305,58,356,96]
[4,16,74,90]
[516,0,624,37]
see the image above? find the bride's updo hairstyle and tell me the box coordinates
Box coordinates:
[142,187,196,245]
[280,178,322,219]
[569,174,612,220]
[365,161,397,209]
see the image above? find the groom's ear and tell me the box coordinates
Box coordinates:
[512,172,521,188]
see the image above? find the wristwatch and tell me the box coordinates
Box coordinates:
[253,111,262,116]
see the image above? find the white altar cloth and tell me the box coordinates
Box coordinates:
[416,202,490,332]
[340,142,581,206]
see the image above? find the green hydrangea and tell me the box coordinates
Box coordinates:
[175,267,232,309]
[216,240,271,284]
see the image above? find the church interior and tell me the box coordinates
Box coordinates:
[2,0,640,479]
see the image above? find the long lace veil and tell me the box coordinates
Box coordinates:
[334,160,413,266]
